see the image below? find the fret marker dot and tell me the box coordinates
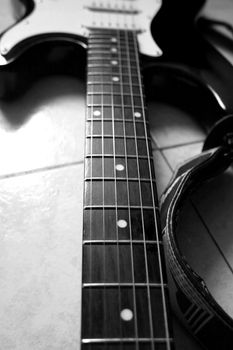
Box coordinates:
[134,111,141,118]
[111,60,118,65]
[117,219,127,228]
[111,37,117,43]
[112,76,119,82]
[120,309,133,322]
[116,164,124,171]
[93,110,101,117]
[111,47,117,53]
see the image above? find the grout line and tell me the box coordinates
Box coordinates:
[152,139,204,151]
[191,199,233,276]
[0,160,84,180]
[159,150,174,173]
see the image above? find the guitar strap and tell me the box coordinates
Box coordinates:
[160,115,233,348]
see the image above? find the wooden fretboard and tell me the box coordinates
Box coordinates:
[81,29,174,350]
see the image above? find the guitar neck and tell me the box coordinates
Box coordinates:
[81,28,174,350]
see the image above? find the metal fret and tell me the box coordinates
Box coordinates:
[88,63,137,68]
[83,240,162,245]
[85,177,156,182]
[86,136,150,140]
[88,72,139,76]
[87,81,142,87]
[85,154,153,159]
[82,338,174,343]
[87,92,143,97]
[88,57,137,62]
[88,43,135,49]
[84,205,159,210]
[87,104,142,108]
[83,283,167,288]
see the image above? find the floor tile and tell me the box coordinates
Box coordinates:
[177,193,233,319]
[162,142,203,171]
[191,166,233,283]
[0,76,86,176]
[148,101,205,148]
[0,164,84,350]
[152,150,173,198]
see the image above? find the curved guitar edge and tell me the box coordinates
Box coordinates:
[143,62,227,128]
[160,147,233,349]
[151,0,206,62]
[0,36,87,99]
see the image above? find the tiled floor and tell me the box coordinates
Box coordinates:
[0,1,233,350]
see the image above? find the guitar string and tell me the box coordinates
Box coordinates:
[89,6,96,345]
[121,15,139,350]
[101,28,108,350]
[126,29,155,350]
[109,5,138,345]
[90,26,94,345]
[121,27,140,349]
[117,27,139,348]
[87,28,93,345]
[132,28,172,350]
[127,9,156,348]
[94,7,107,343]
[124,9,142,349]
[111,28,124,350]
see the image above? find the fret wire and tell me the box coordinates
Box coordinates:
[85,154,154,159]
[87,92,143,97]
[88,57,137,63]
[88,72,139,77]
[83,240,163,245]
[83,283,167,288]
[88,64,137,69]
[110,32,124,349]
[86,136,151,141]
[86,11,93,344]
[88,36,136,42]
[117,29,139,350]
[87,36,94,342]
[132,31,171,350]
[86,119,148,127]
[88,37,135,42]
[84,177,156,182]
[100,38,108,341]
[82,338,174,343]
[86,118,149,124]
[125,30,154,350]
[87,82,142,88]
[84,205,159,210]
[88,50,124,54]
[87,105,143,110]
[88,44,136,49]
[87,104,143,108]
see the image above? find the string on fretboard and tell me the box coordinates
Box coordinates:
[81,29,174,350]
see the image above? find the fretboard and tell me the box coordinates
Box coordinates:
[81,29,174,350]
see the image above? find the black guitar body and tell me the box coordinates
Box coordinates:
[0,0,232,122]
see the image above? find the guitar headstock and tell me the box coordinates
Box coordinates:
[0,0,162,64]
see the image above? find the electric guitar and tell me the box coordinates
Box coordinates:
[0,1,233,349]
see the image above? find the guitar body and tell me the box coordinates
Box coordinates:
[0,1,233,349]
